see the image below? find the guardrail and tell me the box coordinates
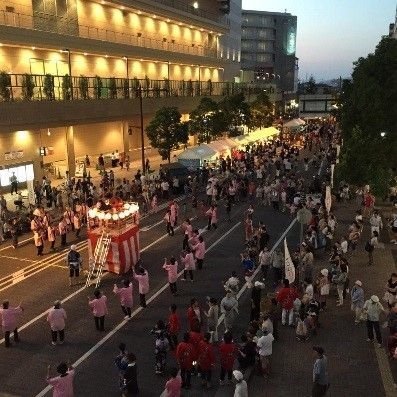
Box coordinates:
[0,10,219,58]
[0,74,261,101]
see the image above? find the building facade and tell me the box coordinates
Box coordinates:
[0,0,242,184]
[240,9,297,93]
[389,4,397,38]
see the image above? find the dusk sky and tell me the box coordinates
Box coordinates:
[242,0,397,81]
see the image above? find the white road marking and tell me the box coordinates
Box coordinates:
[35,221,242,397]
[0,236,34,252]
[140,219,164,232]
[0,255,37,263]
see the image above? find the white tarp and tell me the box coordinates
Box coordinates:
[178,144,217,160]
[248,126,280,141]
[284,119,301,128]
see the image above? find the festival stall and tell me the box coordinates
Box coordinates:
[206,138,237,159]
[177,144,217,170]
[87,199,140,274]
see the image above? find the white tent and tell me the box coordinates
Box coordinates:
[283,119,301,128]
[178,144,217,170]
[248,126,280,141]
[178,144,217,160]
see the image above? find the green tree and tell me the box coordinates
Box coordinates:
[338,37,397,196]
[219,92,251,136]
[146,107,189,162]
[247,92,274,130]
[189,97,226,143]
[305,75,317,94]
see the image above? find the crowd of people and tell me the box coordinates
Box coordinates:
[2,120,396,397]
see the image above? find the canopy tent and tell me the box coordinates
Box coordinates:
[232,135,250,146]
[177,144,217,170]
[283,119,301,128]
[206,140,231,152]
[248,126,280,142]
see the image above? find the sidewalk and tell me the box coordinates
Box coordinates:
[242,200,397,397]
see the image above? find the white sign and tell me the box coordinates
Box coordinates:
[75,162,86,177]
[284,239,295,284]
[325,185,332,213]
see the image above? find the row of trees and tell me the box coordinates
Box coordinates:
[336,37,397,196]
[146,92,274,162]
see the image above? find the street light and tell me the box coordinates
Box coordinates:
[380,131,387,138]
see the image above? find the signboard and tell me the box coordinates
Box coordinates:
[5,150,23,160]
[75,161,86,177]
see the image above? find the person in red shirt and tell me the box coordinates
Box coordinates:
[198,332,215,389]
[186,298,201,331]
[188,324,204,363]
[176,333,194,389]
[219,331,237,385]
[276,278,298,326]
[168,304,181,351]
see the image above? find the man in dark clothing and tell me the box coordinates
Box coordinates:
[123,353,139,396]
[312,346,329,397]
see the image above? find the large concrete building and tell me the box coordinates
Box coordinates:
[0,0,242,184]
[240,9,297,93]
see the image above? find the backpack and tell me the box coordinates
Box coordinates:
[364,241,374,252]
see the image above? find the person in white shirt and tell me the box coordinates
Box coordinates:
[369,211,383,235]
[233,370,248,397]
[256,327,274,378]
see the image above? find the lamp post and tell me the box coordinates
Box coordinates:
[63,48,73,99]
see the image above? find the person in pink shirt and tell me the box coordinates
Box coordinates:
[46,361,74,397]
[170,201,179,226]
[0,300,23,347]
[163,257,179,296]
[192,235,205,270]
[180,248,195,282]
[47,301,67,346]
[164,209,175,236]
[182,218,193,250]
[113,279,133,319]
[164,367,182,397]
[133,266,149,308]
[206,205,218,230]
[88,289,108,331]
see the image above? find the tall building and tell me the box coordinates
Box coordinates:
[240,9,297,92]
[0,0,241,182]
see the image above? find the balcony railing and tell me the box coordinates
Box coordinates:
[0,10,218,58]
[0,74,256,102]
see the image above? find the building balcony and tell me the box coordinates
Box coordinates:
[0,10,218,59]
[0,74,250,102]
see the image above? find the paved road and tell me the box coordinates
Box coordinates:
[0,188,297,396]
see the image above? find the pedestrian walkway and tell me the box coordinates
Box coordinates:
[241,200,397,397]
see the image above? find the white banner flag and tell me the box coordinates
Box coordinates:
[284,238,295,284]
[325,185,332,214]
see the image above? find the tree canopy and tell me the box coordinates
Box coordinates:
[188,97,226,143]
[145,106,189,163]
[246,91,274,131]
[219,93,251,137]
[337,37,397,196]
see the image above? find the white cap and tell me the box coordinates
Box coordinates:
[320,269,328,276]
[233,370,244,381]
[371,295,379,303]
[254,281,264,288]
[70,244,77,250]
[355,280,362,286]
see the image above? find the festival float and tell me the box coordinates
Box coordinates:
[87,198,140,275]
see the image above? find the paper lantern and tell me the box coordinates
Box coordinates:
[119,212,125,219]
[124,203,130,210]
[105,213,112,220]
[112,213,119,221]
[97,212,105,220]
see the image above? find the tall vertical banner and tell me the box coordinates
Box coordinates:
[330,164,335,188]
[284,238,295,284]
[325,185,332,214]
[27,180,36,206]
